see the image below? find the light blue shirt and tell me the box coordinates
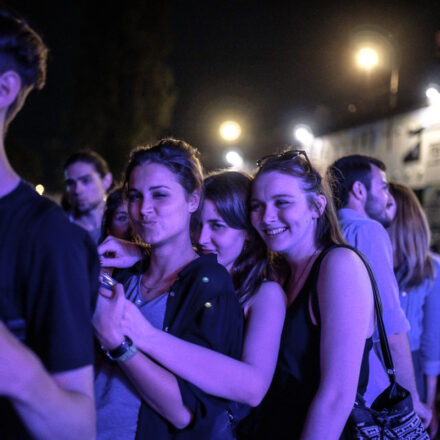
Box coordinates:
[398,254,440,376]
[338,208,410,404]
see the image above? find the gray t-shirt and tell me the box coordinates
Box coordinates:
[95,275,168,440]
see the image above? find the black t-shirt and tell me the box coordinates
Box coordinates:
[0,181,99,439]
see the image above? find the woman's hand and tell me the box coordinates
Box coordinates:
[98,236,143,269]
[92,284,126,350]
[121,300,156,351]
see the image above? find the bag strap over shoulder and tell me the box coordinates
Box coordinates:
[311,244,396,385]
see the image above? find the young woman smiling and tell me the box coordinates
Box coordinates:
[248,150,375,440]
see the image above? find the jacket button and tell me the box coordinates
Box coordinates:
[202,276,209,283]
[169,291,175,297]
[204,302,212,308]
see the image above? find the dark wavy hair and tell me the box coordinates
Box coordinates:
[0,8,48,126]
[327,154,386,209]
[63,150,111,179]
[254,149,345,249]
[124,138,203,197]
[99,185,134,243]
[197,171,277,304]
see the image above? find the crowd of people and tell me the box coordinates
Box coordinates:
[1,7,440,440]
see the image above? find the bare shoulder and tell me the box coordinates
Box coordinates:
[320,246,366,273]
[245,281,287,313]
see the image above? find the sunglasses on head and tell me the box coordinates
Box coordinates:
[256,149,312,169]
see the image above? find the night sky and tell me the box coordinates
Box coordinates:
[6,0,440,187]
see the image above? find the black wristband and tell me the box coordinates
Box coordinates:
[107,336,133,359]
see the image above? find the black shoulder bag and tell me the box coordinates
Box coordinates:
[345,246,429,439]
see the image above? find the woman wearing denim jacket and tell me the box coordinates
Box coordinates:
[387,182,440,439]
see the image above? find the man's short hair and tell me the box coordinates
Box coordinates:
[327,154,386,209]
[0,9,48,125]
[63,150,110,179]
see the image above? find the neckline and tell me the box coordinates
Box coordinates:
[285,248,322,307]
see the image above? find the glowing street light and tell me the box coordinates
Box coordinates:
[35,184,45,195]
[356,47,379,70]
[426,86,440,105]
[294,125,314,146]
[352,29,399,108]
[225,150,243,169]
[219,121,241,142]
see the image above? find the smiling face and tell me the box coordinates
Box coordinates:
[250,171,320,257]
[197,199,247,272]
[64,161,110,214]
[127,162,199,247]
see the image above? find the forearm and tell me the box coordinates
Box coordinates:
[300,389,354,440]
[388,333,420,399]
[11,363,95,440]
[120,351,193,429]
[135,327,266,406]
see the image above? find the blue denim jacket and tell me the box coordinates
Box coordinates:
[398,253,440,376]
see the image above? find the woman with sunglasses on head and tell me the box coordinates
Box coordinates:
[247,150,375,439]
[386,182,440,439]
[92,139,244,440]
[107,170,286,435]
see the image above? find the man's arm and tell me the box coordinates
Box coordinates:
[0,323,95,440]
[388,332,431,426]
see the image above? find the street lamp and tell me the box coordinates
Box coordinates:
[35,184,45,196]
[352,29,399,109]
[356,47,379,70]
[225,150,243,169]
[219,121,241,142]
[294,125,314,147]
[426,85,440,105]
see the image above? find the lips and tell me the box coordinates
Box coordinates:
[199,248,217,255]
[263,226,288,236]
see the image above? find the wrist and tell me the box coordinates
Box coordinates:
[106,336,138,362]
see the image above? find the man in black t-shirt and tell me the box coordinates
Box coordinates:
[0,9,98,439]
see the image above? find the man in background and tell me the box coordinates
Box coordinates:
[64,150,112,244]
[327,154,431,425]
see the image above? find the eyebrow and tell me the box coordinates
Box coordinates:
[149,185,171,190]
[127,185,171,191]
[271,194,295,198]
[64,174,92,183]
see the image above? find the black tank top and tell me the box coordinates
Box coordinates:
[246,245,373,440]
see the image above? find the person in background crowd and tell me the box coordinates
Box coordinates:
[99,185,134,243]
[327,155,430,425]
[247,150,374,439]
[101,170,286,437]
[92,139,244,439]
[0,8,98,439]
[387,182,440,439]
[64,150,113,244]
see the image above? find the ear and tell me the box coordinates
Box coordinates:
[312,194,327,218]
[188,190,201,213]
[103,172,113,192]
[0,71,22,111]
[350,181,367,202]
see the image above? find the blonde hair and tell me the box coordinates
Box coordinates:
[387,182,435,290]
